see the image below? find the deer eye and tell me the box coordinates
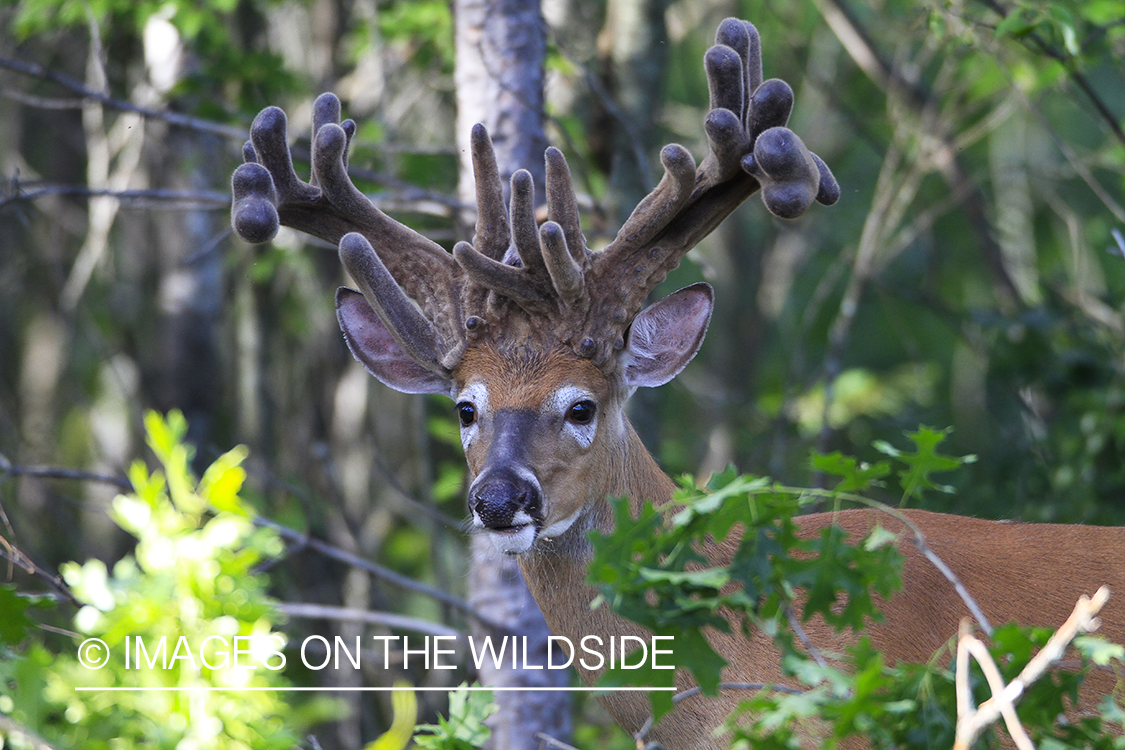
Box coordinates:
[566,400,597,426]
[456,402,476,427]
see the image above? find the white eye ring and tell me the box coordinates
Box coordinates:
[548,387,598,448]
[455,382,490,450]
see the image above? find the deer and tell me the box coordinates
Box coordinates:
[231,18,1125,749]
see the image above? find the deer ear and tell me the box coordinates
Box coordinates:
[622,282,713,389]
[336,288,452,395]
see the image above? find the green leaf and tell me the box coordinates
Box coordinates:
[413,684,495,749]
[199,445,250,515]
[811,451,891,493]
[0,585,42,646]
[994,9,1039,39]
[1073,635,1125,666]
[875,427,975,503]
[636,566,730,590]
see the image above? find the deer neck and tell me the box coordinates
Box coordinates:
[516,415,673,642]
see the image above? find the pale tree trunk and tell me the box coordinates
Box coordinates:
[454,2,572,749]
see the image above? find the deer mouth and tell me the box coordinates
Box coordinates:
[479,518,539,555]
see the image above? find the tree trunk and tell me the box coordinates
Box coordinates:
[598,0,670,453]
[454,2,572,749]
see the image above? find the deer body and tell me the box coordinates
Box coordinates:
[231,17,1124,749]
[449,344,1125,748]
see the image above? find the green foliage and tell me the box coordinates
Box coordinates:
[378,0,455,72]
[589,432,1125,744]
[0,411,334,749]
[588,466,903,720]
[412,685,496,750]
[10,0,297,113]
[0,585,51,649]
[991,0,1125,70]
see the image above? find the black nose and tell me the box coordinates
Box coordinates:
[469,468,541,529]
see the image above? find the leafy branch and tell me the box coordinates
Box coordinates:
[588,426,1125,747]
[0,419,496,630]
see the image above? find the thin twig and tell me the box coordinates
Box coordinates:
[0,453,132,491]
[1112,228,1125,258]
[252,516,507,633]
[0,55,246,140]
[972,0,1125,148]
[912,533,993,635]
[0,535,79,606]
[794,485,995,634]
[0,178,463,222]
[672,681,805,704]
[278,602,463,638]
[0,183,230,211]
[786,604,831,669]
[0,54,467,219]
[533,731,583,750]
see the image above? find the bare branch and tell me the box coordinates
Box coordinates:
[277,602,463,638]
[0,532,78,607]
[0,452,132,491]
[672,681,805,704]
[953,587,1110,749]
[0,184,230,212]
[0,55,246,139]
[0,178,461,221]
[533,731,583,750]
[0,55,466,219]
[253,516,508,633]
[786,604,831,669]
[912,532,993,635]
[972,0,1125,149]
[801,487,996,634]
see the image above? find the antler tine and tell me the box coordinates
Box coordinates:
[232,93,466,351]
[455,131,594,316]
[608,144,697,254]
[509,169,544,273]
[541,148,589,305]
[339,232,454,375]
[469,124,509,261]
[574,18,840,371]
[714,18,762,119]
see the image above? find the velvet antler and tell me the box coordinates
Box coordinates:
[231,18,838,379]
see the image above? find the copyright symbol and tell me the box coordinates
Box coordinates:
[77,638,110,669]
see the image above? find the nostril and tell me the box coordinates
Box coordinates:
[468,471,541,529]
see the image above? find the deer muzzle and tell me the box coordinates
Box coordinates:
[468,465,543,555]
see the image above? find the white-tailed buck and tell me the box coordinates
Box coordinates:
[232,18,1125,749]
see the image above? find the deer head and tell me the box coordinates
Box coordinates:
[231,18,838,556]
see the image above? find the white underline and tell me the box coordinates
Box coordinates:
[74,686,676,692]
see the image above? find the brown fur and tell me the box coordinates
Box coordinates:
[456,345,1125,749]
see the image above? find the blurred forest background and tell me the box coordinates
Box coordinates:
[1,0,1124,747]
